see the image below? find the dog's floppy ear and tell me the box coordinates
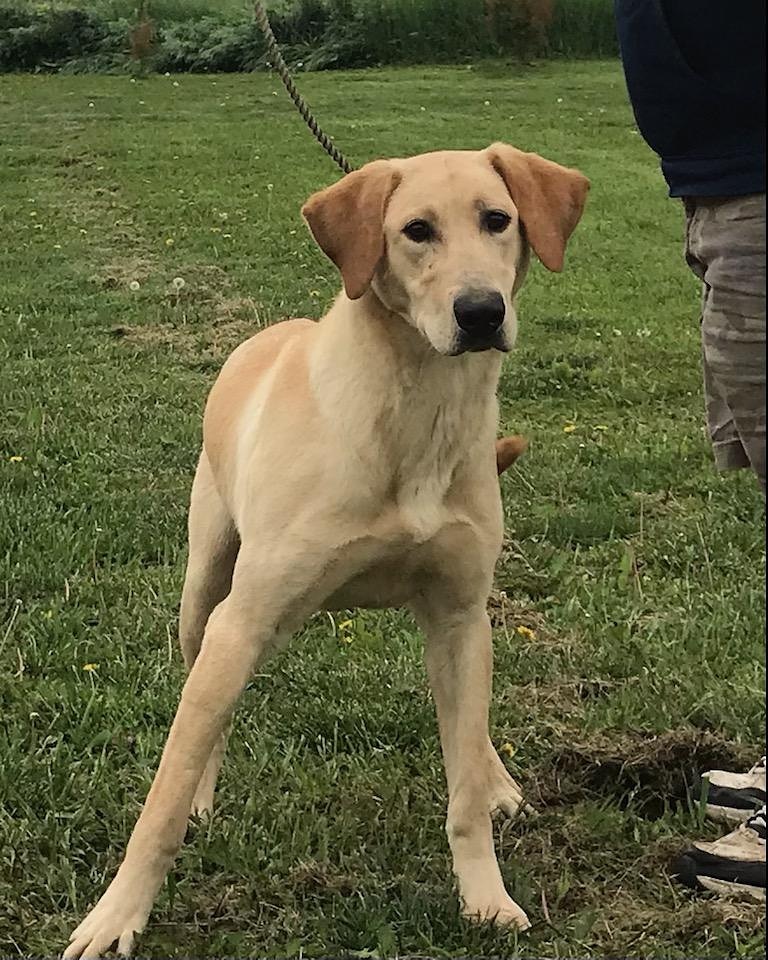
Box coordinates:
[302,160,400,300]
[486,143,589,272]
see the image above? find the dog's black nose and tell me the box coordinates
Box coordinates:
[453,289,505,337]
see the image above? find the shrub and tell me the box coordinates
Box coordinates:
[0,0,617,73]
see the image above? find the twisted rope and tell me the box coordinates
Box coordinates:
[253,1,354,175]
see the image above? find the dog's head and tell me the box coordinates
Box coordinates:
[302,144,589,356]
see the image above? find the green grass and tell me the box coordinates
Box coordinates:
[1,61,765,958]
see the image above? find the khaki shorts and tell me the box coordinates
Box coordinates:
[684,193,766,492]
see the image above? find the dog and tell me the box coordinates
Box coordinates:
[63,143,588,957]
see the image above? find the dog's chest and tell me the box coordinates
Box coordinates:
[322,503,470,612]
[322,540,438,611]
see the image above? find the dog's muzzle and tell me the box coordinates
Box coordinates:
[452,288,508,353]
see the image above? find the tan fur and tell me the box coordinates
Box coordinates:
[63,145,588,958]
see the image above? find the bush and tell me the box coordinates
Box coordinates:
[0,0,617,73]
[0,7,111,69]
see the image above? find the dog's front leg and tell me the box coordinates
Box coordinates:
[415,600,531,931]
[63,529,381,958]
[62,589,263,959]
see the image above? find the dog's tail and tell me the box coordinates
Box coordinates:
[496,435,528,475]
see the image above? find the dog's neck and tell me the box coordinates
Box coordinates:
[311,289,503,499]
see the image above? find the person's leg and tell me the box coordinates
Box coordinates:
[685,193,766,492]
[670,196,767,900]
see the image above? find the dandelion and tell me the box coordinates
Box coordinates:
[516,625,535,640]
[9,455,23,463]
[171,277,185,291]
[82,663,98,672]
[129,280,141,291]
[563,424,577,433]
[500,743,516,758]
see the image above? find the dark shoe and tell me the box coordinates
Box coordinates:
[702,755,766,824]
[672,806,766,901]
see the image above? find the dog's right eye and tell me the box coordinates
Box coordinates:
[403,219,434,243]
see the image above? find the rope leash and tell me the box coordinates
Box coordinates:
[253,1,355,175]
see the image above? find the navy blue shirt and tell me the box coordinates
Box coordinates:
[614,0,765,197]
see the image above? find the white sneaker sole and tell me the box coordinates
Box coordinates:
[699,875,766,902]
[706,802,759,825]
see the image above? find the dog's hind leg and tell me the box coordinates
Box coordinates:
[179,452,239,817]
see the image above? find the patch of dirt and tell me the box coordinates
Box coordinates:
[289,860,358,895]
[95,256,155,289]
[214,295,262,326]
[487,590,552,637]
[533,728,758,817]
[56,152,98,168]
[109,315,263,366]
[597,897,765,954]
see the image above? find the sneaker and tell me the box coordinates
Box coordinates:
[672,806,766,902]
[702,755,766,824]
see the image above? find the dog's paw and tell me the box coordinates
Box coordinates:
[488,763,536,821]
[63,885,151,959]
[462,896,531,931]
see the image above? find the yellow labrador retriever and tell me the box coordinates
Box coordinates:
[64,143,588,957]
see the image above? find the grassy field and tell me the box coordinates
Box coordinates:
[1,61,765,958]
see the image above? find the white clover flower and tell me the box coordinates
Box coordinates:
[171,277,185,291]
[129,280,140,291]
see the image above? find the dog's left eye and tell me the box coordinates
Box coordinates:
[483,210,511,234]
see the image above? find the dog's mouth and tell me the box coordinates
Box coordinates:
[450,330,510,356]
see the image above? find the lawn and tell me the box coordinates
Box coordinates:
[1,61,765,958]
